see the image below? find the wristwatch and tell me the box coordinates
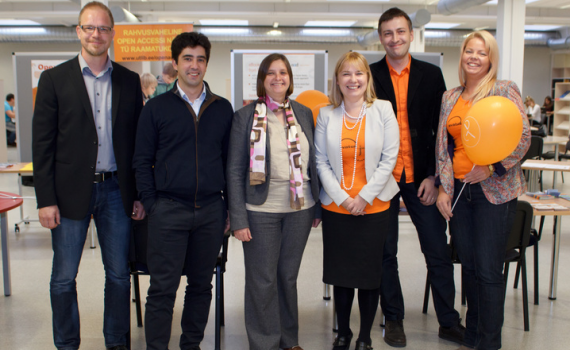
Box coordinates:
[488,164,495,176]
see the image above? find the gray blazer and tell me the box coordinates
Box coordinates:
[227,100,320,231]
[315,99,400,207]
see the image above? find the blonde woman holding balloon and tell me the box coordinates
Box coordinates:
[435,30,530,350]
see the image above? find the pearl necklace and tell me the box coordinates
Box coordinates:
[340,102,366,191]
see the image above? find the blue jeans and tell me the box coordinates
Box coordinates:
[449,179,516,350]
[381,177,460,327]
[50,177,131,350]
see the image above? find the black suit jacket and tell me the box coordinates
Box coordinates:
[370,56,446,188]
[32,56,143,220]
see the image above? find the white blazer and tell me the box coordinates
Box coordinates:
[315,99,400,206]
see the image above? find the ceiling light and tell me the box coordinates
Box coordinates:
[424,22,461,29]
[199,19,248,26]
[474,26,489,31]
[304,21,356,27]
[0,19,41,25]
[301,29,351,36]
[561,4,570,9]
[525,24,562,31]
[200,28,250,35]
[487,0,540,3]
[273,22,279,29]
[268,30,282,36]
[2,27,46,34]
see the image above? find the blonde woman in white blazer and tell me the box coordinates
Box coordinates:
[314,52,399,350]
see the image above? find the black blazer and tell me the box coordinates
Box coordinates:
[32,56,143,220]
[370,56,446,187]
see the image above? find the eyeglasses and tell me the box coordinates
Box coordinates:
[80,25,113,34]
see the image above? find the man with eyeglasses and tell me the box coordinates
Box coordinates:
[32,2,144,350]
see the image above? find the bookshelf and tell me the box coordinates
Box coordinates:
[553,82,570,138]
[551,52,570,98]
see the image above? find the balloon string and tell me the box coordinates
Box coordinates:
[451,164,476,213]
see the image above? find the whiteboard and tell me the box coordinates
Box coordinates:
[231,49,328,109]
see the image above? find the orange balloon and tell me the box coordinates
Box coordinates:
[461,96,523,165]
[295,90,329,111]
[312,103,329,127]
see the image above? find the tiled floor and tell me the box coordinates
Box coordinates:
[1,146,570,350]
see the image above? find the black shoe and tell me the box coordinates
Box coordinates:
[384,320,406,347]
[107,346,128,350]
[333,330,353,350]
[354,340,373,350]
[439,320,466,345]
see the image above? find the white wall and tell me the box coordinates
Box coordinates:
[0,41,553,108]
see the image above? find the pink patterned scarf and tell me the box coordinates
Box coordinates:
[250,96,305,210]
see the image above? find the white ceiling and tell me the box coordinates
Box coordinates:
[0,0,569,31]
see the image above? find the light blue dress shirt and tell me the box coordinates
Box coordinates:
[177,81,207,119]
[78,53,116,173]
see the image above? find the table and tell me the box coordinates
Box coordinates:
[522,159,570,192]
[0,163,34,231]
[0,191,23,296]
[542,136,568,187]
[519,194,570,300]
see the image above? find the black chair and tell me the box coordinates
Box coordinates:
[503,200,533,332]
[513,216,547,305]
[522,136,544,191]
[422,238,465,314]
[129,219,231,350]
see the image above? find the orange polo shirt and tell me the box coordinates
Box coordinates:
[322,117,390,215]
[387,56,414,183]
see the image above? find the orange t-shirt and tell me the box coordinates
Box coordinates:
[387,57,414,183]
[446,96,474,179]
[322,116,390,214]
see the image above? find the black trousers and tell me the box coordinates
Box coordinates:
[380,175,460,327]
[144,197,226,350]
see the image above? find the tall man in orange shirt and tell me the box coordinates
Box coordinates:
[370,7,465,348]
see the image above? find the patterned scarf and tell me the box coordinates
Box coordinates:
[250,95,305,210]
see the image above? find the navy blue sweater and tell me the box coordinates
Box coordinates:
[133,82,234,212]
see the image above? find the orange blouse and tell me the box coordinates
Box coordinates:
[322,116,390,214]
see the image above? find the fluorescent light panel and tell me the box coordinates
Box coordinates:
[199,19,248,26]
[301,28,351,36]
[200,28,250,35]
[424,22,461,29]
[525,24,562,31]
[0,19,41,25]
[304,20,356,27]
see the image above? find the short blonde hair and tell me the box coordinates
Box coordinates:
[140,72,158,89]
[458,30,499,103]
[330,52,376,109]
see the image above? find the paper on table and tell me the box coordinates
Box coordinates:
[523,162,570,170]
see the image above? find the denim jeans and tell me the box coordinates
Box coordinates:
[449,179,517,350]
[50,176,131,350]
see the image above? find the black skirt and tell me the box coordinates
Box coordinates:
[322,208,389,290]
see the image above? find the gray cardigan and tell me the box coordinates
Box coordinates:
[227,100,321,231]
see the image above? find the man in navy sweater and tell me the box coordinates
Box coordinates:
[133,32,233,350]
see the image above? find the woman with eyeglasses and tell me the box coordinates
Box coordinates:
[227,53,320,350]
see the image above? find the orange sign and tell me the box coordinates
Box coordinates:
[113,23,193,62]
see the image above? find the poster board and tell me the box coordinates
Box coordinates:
[354,51,443,69]
[113,23,193,62]
[12,52,77,162]
[231,50,328,109]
